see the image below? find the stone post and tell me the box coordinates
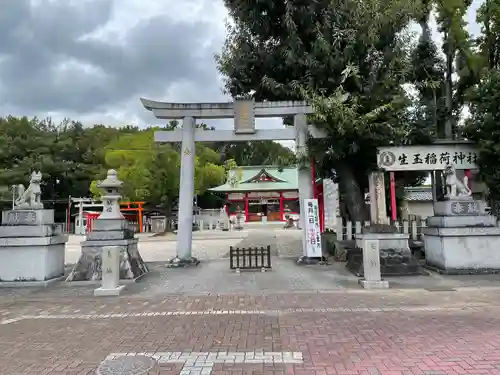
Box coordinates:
[323,178,340,229]
[359,239,388,289]
[368,171,389,225]
[172,116,199,266]
[94,246,124,296]
[295,114,313,256]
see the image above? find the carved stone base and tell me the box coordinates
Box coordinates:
[94,285,125,296]
[347,247,423,277]
[296,255,326,265]
[0,241,67,282]
[66,239,148,281]
[347,232,424,277]
[165,256,200,268]
[423,224,500,272]
[359,280,389,289]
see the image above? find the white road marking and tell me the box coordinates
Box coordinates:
[0,304,490,325]
[104,351,303,375]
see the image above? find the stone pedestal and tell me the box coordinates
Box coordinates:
[424,199,500,273]
[0,209,68,284]
[347,226,423,276]
[151,216,166,233]
[219,211,230,231]
[66,216,148,281]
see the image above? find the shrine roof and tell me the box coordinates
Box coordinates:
[209,166,298,192]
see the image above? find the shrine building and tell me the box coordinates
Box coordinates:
[209,166,302,222]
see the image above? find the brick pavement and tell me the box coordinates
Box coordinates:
[2,290,500,374]
[4,229,500,374]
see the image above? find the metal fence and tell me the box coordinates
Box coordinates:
[229,246,272,270]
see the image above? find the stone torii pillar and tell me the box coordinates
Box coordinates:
[140,98,326,266]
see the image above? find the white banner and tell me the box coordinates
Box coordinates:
[377,144,478,171]
[304,199,322,258]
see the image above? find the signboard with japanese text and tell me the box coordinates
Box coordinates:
[234,99,255,133]
[377,144,478,171]
[451,201,480,215]
[304,199,322,258]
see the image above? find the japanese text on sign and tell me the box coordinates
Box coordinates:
[234,99,255,133]
[304,199,322,258]
[377,144,478,171]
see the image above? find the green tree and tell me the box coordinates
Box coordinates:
[464,70,500,206]
[0,117,124,212]
[464,0,500,211]
[216,0,424,220]
[435,0,477,138]
[217,141,294,166]
[93,128,226,225]
[476,0,500,70]
[410,29,446,139]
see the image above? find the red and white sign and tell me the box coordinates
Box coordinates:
[304,199,322,257]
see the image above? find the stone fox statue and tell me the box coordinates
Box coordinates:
[443,164,472,198]
[15,171,43,209]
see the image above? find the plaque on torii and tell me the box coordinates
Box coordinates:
[233,99,255,134]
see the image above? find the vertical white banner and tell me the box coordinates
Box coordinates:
[304,199,322,257]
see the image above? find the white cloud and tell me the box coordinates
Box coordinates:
[0,0,484,146]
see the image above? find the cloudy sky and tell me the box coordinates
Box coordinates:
[0,0,484,132]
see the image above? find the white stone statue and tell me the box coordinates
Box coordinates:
[14,171,44,210]
[443,164,472,199]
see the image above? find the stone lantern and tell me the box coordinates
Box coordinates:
[234,205,244,230]
[66,169,148,289]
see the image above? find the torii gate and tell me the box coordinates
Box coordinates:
[140,98,326,266]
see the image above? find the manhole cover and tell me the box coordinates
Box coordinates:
[96,356,156,375]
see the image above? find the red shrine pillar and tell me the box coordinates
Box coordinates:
[279,192,284,221]
[225,193,229,216]
[311,158,317,198]
[244,193,249,222]
[390,172,397,221]
[317,184,325,232]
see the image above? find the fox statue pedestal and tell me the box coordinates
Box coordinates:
[0,171,67,285]
[423,198,500,273]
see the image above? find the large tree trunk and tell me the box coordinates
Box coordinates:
[336,162,369,222]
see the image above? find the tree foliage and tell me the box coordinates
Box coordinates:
[0,116,295,215]
[476,0,500,70]
[464,70,500,202]
[216,0,428,220]
[434,0,478,136]
[464,0,500,208]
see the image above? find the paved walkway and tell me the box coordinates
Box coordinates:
[65,229,302,264]
[2,291,500,374]
[3,229,500,374]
